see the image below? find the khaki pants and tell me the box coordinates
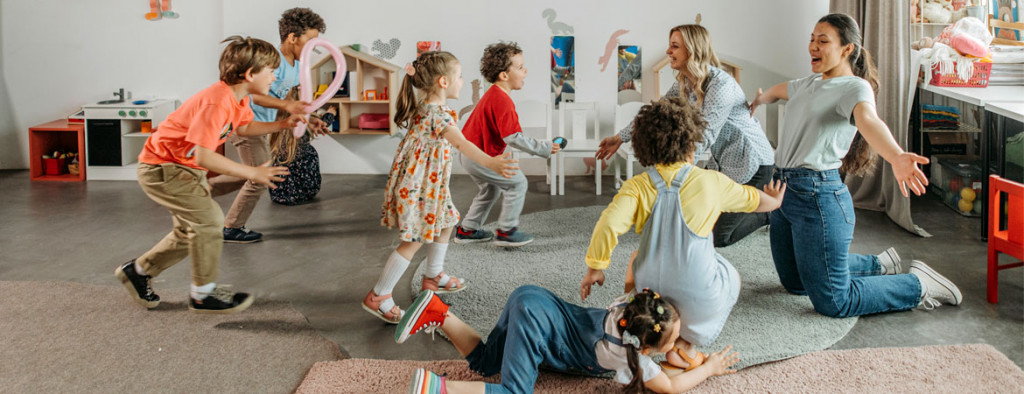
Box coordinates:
[136,163,222,286]
[208,134,270,228]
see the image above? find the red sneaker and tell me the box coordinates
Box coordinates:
[395,290,449,343]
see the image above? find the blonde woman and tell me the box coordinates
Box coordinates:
[596,25,775,247]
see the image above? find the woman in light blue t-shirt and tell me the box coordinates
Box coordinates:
[748,14,962,318]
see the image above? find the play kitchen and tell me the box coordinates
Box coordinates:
[82,88,175,180]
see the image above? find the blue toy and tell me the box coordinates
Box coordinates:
[553,136,567,149]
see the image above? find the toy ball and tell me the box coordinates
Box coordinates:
[552,136,567,149]
[949,178,963,192]
[951,193,962,207]
[958,198,973,213]
[960,187,976,202]
[973,199,982,214]
[943,190,955,204]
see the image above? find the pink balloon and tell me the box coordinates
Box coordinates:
[295,38,347,138]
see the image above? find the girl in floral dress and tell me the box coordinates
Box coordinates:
[366,51,518,323]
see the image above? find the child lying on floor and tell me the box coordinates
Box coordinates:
[395,285,739,393]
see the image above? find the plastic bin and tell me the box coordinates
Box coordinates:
[930,155,984,216]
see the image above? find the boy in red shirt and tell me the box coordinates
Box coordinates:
[115,36,304,314]
[456,42,559,247]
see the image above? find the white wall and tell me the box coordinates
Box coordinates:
[0,0,20,168]
[2,0,828,173]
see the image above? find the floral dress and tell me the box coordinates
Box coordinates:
[381,104,459,243]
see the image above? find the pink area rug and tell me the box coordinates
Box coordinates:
[297,344,1024,393]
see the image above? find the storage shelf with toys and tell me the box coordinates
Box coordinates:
[29,120,86,182]
[310,46,399,136]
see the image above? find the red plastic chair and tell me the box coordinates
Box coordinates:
[987,175,1024,303]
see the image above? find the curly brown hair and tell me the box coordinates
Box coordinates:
[479,42,522,83]
[631,96,707,167]
[278,8,326,42]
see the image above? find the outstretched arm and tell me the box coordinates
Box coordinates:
[644,346,740,393]
[749,82,788,117]
[852,102,929,197]
[442,125,518,178]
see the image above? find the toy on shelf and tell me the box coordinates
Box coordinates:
[311,45,400,134]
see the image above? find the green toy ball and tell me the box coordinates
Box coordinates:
[973,200,982,215]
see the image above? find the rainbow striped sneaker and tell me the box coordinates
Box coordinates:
[408,368,446,394]
[395,290,449,344]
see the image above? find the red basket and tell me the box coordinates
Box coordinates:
[930,61,991,88]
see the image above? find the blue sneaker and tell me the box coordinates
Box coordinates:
[453,225,493,244]
[494,227,534,247]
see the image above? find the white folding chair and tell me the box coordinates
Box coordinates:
[554,101,602,195]
[510,101,557,195]
[612,101,644,189]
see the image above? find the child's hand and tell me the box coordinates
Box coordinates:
[762,179,786,200]
[580,268,605,301]
[489,152,519,178]
[249,163,290,189]
[551,144,561,155]
[703,345,740,376]
[281,114,308,129]
[307,117,329,137]
[285,100,313,115]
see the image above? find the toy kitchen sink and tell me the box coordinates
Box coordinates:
[82,99,175,180]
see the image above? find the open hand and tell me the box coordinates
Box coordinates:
[891,152,929,197]
[749,88,765,117]
[307,116,329,137]
[580,268,605,301]
[250,162,290,189]
[490,152,519,178]
[281,114,308,129]
[595,135,623,160]
[285,99,314,115]
[704,345,740,376]
[763,179,787,200]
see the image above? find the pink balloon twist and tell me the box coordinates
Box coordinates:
[295,38,347,137]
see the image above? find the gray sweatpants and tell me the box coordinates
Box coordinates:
[459,153,527,231]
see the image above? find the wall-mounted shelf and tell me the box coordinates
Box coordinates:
[311,46,399,135]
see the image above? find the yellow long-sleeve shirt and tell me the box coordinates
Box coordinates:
[585,163,760,270]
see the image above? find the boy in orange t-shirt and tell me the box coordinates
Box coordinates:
[115,36,305,315]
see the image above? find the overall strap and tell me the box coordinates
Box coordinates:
[669,164,692,192]
[646,167,668,192]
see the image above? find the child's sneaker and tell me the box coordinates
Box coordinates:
[223,226,262,243]
[453,225,493,244]
[188,285,254,314]
[494,227,534,247]
[877,247,903,275]
[421,272,467,294]
[363,291,403,324]
[114,260,160,309]
[395,290,449,344]
[408,368,446,394]
[909,260,963,310]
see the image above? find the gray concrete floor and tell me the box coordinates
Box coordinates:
[1,170,1021,368]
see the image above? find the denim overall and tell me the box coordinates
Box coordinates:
[465,285,617,394]
[633,166,741,347]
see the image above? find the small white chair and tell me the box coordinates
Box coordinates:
[612,101,644,189]
[554,101,602,195]
[510,101,557,195]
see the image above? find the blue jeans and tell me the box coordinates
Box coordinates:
[769,168,921,317]
[465,285,611,394]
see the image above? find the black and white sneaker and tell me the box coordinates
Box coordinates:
[189,286,254,314]
[114,260,160,309]
[223,226,262,243]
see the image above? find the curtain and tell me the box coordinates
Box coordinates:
[831,0,931,237]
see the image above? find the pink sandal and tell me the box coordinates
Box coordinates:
[421,271,467,294]
[362,291,403,324]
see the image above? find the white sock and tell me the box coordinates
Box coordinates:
[424,242,449,280]
[373,251,411,298]
[191,282,216,300]
[134,260,148,276]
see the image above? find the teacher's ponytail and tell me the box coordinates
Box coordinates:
[819,13,878,176]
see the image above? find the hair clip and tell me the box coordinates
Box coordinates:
[656,306,664,315]
[653,323,661,333]
[621,330,641,348]
[619,318,627,328]
[404,63,416,76]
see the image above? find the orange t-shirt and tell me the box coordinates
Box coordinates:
[138,81,254,169]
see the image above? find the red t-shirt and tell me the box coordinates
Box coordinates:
[461,85,522,157]
[138,81,254,169]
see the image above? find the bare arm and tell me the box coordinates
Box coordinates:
[234,115,305,137]
[749,82,788,117]
[194,146,289,189]
[644,346,740,393]
[252,94,312,115]
[852,102,929,197]
[441,125,518,178]
[753,179,786,212]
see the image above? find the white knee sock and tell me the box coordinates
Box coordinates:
[191,282,215,300]
[424,242,449,279]
[373,251,411,298]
